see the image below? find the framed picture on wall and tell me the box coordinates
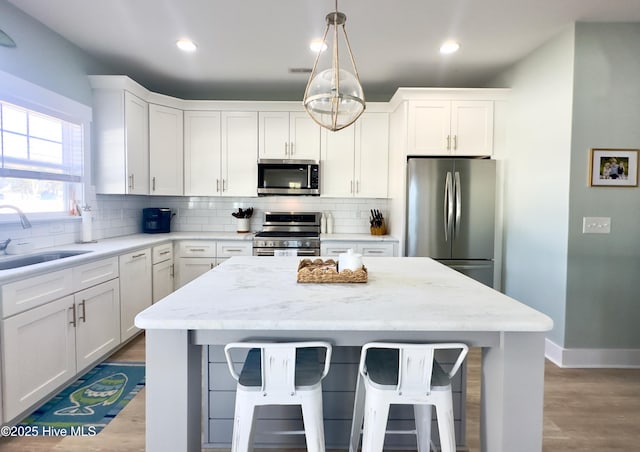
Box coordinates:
[589,148,639,187]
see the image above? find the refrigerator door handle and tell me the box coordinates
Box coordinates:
[454,171,462,238]
[444,171,454,241]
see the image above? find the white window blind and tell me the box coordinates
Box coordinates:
[0,101,83,183]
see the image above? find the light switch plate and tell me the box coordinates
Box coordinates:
[582,217,611,234]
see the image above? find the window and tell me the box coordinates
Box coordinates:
[0,100,84,215]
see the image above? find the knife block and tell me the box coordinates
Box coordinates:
[370,219,387,235]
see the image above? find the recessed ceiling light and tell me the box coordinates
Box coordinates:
[440,40,460,55]
[176,39,197,52]
[309,39,328,53]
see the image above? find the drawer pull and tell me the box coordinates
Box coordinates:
[159,250,171,255]
[132,253,146,259]
[225,248,243,253]
[188,248,206,252]
[366,250,384,254]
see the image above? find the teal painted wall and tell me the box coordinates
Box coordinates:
[565,23,640,348]
[0,0,107,105]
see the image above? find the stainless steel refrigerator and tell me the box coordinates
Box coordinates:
[406,157,496,286]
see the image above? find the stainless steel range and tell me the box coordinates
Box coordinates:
[253,212,321,256]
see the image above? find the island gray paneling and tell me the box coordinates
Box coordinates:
[205,345,466,449]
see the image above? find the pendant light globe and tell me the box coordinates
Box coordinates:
[304,68,365,131]
[303,4,365,131]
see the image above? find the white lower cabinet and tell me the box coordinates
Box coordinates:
[119,248,152,342]
[152,243,174,303]
[175,240,252,289]
[1,295,76,421]
[152,259,174,302]
[1,279,120,421]
[176,258,217,288]
[74,279,121,370]
[321,241,396,257]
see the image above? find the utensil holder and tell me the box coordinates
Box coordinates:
[237,218,251,233]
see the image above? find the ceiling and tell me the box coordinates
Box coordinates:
[8,0,640,101]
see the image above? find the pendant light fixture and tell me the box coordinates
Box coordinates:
[303,0,365,131]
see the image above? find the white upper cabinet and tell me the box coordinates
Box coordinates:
[222,111,258,196]
[408,100,494,156]
[321,112,389,198]
[184,111,257,197]
[92,89,149,194]
[184,111,222,196]
[259,111,321,160]
[149,103,184,195]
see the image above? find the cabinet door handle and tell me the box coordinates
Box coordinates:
[152,176,156,191]
[210,263,215,269]
[453,135,458,150]
[223,179,227,192]
[128,174,133,190]
[290,142,294,155]
[170,263,174,278]
[350,180,354,193]
[132,252,146,259]
[69,304,77,327]
[446,135,451,150]
[216,179,220,192]
[79,300,86,323]
[284,142,289,155]
[356,180,360,193]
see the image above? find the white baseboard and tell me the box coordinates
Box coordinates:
[545,338,640,368]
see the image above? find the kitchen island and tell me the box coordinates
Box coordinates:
[135,256,553,452]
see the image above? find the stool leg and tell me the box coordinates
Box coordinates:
[231,390,257,452]
[349,374,366,452]
[414,404,433,452]
[360,388,390,452]
[300,388,326,452]
[434,392,456,452]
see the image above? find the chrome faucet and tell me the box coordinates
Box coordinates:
[0,205,32,229]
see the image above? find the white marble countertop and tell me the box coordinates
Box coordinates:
[0,232,253,283]
[136,256,553,333]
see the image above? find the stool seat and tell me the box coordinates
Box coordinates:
[224,341,332,452]
[349,342,468,452]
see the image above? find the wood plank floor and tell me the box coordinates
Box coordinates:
[1,334,639,451]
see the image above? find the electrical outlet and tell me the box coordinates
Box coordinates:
[582,217,611,234]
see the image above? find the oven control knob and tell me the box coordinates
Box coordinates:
[304,241,310,247]
[283,241,289,246]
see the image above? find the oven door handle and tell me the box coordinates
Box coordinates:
[297,249,319,256]
[253,249,275,256]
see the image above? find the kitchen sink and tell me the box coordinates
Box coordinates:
[0,250,92,270]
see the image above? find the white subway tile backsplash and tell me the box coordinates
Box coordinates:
[0,194,390,250]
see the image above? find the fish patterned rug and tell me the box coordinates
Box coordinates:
[19,361,145,435]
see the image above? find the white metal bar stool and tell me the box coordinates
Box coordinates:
[349,342,468,452]
[224,341,332,452]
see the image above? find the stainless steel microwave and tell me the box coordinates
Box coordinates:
[257,159,320,196]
